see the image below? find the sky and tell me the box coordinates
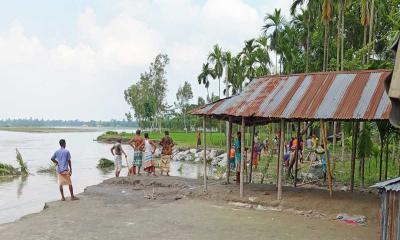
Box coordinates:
[0,0,292,121]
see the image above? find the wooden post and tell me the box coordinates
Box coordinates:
[240,117,245,197]
[203,116,207,191]
[226,117,232,183]
[276,123,281,187]
[320,120,333,196]
[332,121,337,171]
[294,121,301,187]
[277,119,285,200]
[249,124,256,183]
[350,121,358,192]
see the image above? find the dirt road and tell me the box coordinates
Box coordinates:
[0,176,379,240]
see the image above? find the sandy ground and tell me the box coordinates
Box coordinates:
[0,176,380,240]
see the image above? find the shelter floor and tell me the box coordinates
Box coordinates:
[0,176,380,240]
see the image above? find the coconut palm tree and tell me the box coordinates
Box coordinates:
[262,8,285,74]
[208,44,224,99]
[197,63,215,99]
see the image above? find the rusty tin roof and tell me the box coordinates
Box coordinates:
[191,69,392,123]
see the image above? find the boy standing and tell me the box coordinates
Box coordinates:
[111,139,127,177]
[128,130,144,175]
[51,139,78,201]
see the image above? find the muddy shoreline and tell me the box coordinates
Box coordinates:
[0,175,380,240]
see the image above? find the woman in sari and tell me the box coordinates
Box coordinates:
[143,133,157,176]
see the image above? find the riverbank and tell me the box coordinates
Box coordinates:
[0,176,380,239]
[0,127,98,133]
[96,131,226,149]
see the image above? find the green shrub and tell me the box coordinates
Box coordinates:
[0,163,18,176]
[97,158,114,168]
[37,163,57,174]
[16,149,28,175]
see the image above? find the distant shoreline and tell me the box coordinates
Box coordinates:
[0,127,99,133]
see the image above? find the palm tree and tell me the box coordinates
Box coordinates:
[262,8,285,74]
[321,0,333,71]
[208,44,224,100]
[240,39,258,82]
[197,63,215,99]
[230,56,246,94]
[254,36,271,76]
[290,0,320,72]
[360,0,370,65]
[222,51,233,98]
[291,10,309,72]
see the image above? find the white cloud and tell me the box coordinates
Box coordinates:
[0,0,293,120]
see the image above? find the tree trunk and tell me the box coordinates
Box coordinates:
[323,23,328,71]
[183,113,187,133]
[367,0,375,64]
[385,141,389,180]
[361,156,365,187]
[336,2,341,71]
[362,25,368,65]
[306,13,311,73]
[341,0,345,71]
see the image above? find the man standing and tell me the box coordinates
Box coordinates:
[128,129,144,175]
[196,131,201,149]
[159,131,175,176]
[111,139,127,177]
[51,139,78,201]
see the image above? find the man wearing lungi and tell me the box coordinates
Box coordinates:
[51,139,78,201]
[128,129,144,175]
[111,138,127,177]
[159,131,175,176]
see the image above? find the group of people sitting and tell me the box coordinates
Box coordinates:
[110,130,175,177]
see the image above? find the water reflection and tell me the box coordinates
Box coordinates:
[17,175,28,199]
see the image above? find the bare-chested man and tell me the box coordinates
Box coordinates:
[110,139,127,177]
[128,129,144,175]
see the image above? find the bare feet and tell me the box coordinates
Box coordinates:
[61,197,66,201]
[71,196,79,201]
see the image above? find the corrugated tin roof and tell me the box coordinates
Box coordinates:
[372,177,400,192]
[191,69,392,123]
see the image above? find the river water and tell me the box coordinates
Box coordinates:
[0,130,203,224]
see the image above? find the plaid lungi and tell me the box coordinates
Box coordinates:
[133,151,143,167]
[143,151,155,170]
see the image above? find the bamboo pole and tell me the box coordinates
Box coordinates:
[240,117,245,198]
[276,124,281,187]
[249,124,256,183]
[294,122,301,187]
[320,120,333,196]
[332,121,337,171]
[350,121,358,192]
[226,117,232,184]
[277,119,285,200]
[203,116,207,191]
